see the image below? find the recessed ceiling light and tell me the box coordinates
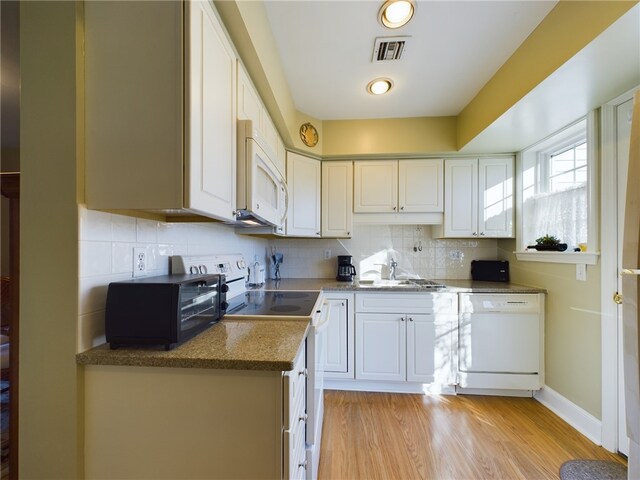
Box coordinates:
[379,0,415,29]
[367,78,393,95]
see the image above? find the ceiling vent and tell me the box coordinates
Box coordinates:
[372,36,410,62]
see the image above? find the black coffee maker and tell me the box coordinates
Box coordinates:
[336,255,356,282]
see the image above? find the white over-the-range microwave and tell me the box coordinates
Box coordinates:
[234,120,288,233]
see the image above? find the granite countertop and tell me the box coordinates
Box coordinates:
[76,318,309,372]
[262,278,546,294]
[77,278,543,372]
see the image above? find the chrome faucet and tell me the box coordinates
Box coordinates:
[389,258,398,280]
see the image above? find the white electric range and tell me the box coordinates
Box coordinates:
[171,254,325,480]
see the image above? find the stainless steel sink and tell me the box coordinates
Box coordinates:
[359,279,445,289]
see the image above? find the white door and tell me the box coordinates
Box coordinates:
[324,299,348,373]
[398,159,444,213]
[322,161,353,238]
[443,159,478,237]
[286,152,321,237]
[478,157,514,237]
[617,97,634,456]
[353,160,398,213]
[356,313,406,381]
[186,0,236,222]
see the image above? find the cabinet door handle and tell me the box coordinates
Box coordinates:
[299,414,308,423]
[408,317,413,322]
[400,316,405,322]
[472,232,478,236]
[298,368,307,377]
[299,461,308,470]
[480,232,485,236]
[400,206,405,211]
[393,206,397,211]
[316,232,320,236]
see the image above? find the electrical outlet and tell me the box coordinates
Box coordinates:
[324,249,332,260]
[133,247,147,277]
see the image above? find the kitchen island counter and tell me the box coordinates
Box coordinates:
[76,317,309,371]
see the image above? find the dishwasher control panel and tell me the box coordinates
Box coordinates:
[461,294,540,313]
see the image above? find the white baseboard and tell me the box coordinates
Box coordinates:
[324,379,456,395]
[534,385,602,445]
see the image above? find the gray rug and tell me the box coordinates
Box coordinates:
[560,460,627,480]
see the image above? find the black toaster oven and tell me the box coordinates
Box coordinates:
[105,274,228,350]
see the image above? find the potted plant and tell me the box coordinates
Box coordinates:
[529,235,568,252]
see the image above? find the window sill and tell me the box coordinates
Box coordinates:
[514,251,599,265]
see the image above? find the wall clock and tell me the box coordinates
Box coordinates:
[299,122,319,147]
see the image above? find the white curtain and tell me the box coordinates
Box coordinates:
[523,184,587,248]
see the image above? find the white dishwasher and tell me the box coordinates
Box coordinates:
[457,293,544,394]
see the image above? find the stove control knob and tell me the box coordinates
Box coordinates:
[220,301,229,311]
[221,284,229,293]
[199,264,207,274]
[190,266,198,274]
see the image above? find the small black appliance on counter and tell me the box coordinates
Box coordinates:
[105,274,228,350]
[336,255,357,282]
[471,260,510,282]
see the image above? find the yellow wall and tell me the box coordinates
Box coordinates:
[498,239,602,418]
[20,2,83,477]
[322,116,457,157]
[457,1,637,150]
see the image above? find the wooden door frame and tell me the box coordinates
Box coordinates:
[600,87,639,452]
[1,172,19,479]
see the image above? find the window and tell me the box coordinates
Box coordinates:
[518,114,598,263]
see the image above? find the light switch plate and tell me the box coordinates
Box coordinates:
[576,263,587,281]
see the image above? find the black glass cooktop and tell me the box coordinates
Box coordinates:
[226,290,319,317]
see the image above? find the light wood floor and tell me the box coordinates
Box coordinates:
[318,390,626,480]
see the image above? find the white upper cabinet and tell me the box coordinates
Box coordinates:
[236,63,262,131]
[322,161,353,238]
[437,157,513,238]
[478,158,514,237]
[275,136,287,179]
[85,1,236,222]
[187,0,237,221]
[398,159,444,212]
[262,115,279,162]
[354,161,398,213]
[286,152,321,237]
[236,61,285,177]
[354,159,443,213]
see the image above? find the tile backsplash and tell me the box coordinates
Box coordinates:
[268,224,498,280]
[78,209,498,352]
[77,207,268,352]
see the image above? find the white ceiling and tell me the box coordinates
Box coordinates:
[263,0,558,121]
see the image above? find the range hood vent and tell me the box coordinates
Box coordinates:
[372,36,410,62]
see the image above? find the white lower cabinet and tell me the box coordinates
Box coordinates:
[354,293,457,385]
[356,313,406,381]
[283,345,308,480]
[323,293,354,379]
